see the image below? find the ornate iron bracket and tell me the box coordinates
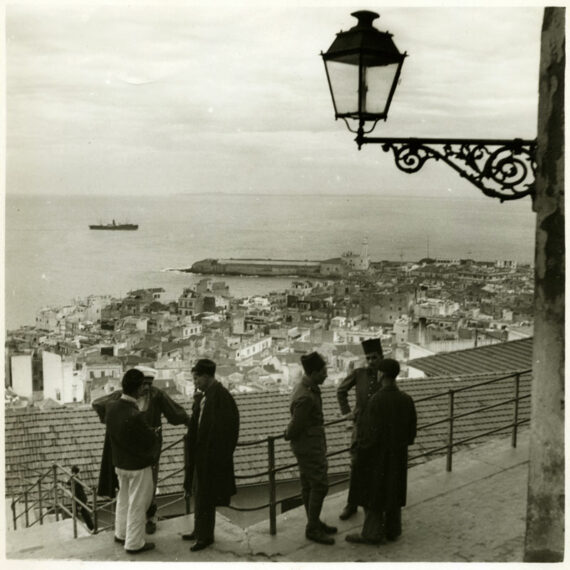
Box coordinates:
[356,134,537,201]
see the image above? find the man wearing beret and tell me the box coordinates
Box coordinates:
[336,337,384,520]
[346,358,417,545]
[93,365,191,535]
[285,352,337,545]
[182,359,240,552]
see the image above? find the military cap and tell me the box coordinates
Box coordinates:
[300,352,326,375]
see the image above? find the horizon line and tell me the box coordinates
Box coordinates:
[6,192,510,200]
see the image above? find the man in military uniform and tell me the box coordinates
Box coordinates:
[285,352,337,545]
[336,337,383,520]
[93,365,190,534]
[346,358,417,545]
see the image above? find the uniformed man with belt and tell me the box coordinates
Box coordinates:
[336,337,383,520]
[285,352,337,545]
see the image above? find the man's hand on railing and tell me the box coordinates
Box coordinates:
[340,411,355,421]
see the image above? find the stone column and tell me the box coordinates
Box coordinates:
[524,7,565,562]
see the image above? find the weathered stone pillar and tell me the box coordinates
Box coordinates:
[524,7,565,562]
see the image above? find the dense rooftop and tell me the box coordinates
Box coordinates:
[6,370,531,499]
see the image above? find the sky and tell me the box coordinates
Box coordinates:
[4,1,545,198]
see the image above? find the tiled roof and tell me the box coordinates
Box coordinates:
[407,338,533,377]
[5,371,531,500]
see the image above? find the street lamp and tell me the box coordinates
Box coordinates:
[321,10,537,201]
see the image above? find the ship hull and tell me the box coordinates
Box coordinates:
[89,224,138,230]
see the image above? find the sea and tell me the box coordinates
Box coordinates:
[5,193,536,331]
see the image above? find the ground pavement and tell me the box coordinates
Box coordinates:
[5,431,529,563]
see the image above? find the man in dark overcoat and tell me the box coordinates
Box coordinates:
[285,352,337,545]
[182,359,240,552]
[93,365,190,534]
[336,337,384,520]
[346,358,417,545]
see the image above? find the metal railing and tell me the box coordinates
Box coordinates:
[10,369,531,537]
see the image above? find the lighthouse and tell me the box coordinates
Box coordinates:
[359,237,370,270]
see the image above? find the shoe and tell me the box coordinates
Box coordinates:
[114,536,125,544]
[126,542,155,554]
[320,521,338,534]
[339,504,357,520]
[345,533,383,545]
[190,539,213,552]
[145,520,157,534]
[306,529,335,545]
[181,532,196,541]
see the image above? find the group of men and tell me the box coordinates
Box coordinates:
[286,339,417,546]
[92,338,415,554]
[92,360,239,554]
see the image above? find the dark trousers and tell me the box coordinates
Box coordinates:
[192,467,216,541]
[346,424,358,508]
[194,495,216,542]
[79,506,94,531]
[385,506,402,539]
[297,452,329,532]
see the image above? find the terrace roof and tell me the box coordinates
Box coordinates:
[5,370,531,498]
[408,338,533,376]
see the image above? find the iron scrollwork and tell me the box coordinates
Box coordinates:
[358,136,537,201]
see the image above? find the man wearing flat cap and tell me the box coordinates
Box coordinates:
[336,337,384,520]
[182,359,239,552]
[346,358,417,545]
[93,365,190,534]
[285,352,337,545]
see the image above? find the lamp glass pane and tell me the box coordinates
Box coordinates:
[325,60,359,115]
[362,63,399,114]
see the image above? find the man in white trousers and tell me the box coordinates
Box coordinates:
[105,368,159,554]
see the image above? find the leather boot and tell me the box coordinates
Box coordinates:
[339,503,358,520]
[306,493,334,545]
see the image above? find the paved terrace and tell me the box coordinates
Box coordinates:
[6,432,529,563]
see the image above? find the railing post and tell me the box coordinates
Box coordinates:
[446,389,455,472]
[267,436,277,535]
[91,487,99,534]
[512,373,521,448]
[52,464,60,522]
[71,477,78,539]
[38,478,44,525]
[11,499,17,531]
[24,490,29,527]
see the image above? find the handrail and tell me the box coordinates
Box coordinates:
[10,369,532,538]
[256,368,531,532]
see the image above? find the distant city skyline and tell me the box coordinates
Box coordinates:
[6,3,543,198]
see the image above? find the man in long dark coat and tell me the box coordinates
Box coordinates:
[93,365,190,534]
[285,352,337,545]
[182,359,240,552]
[346,358,416,545]
[336,337,384,520]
